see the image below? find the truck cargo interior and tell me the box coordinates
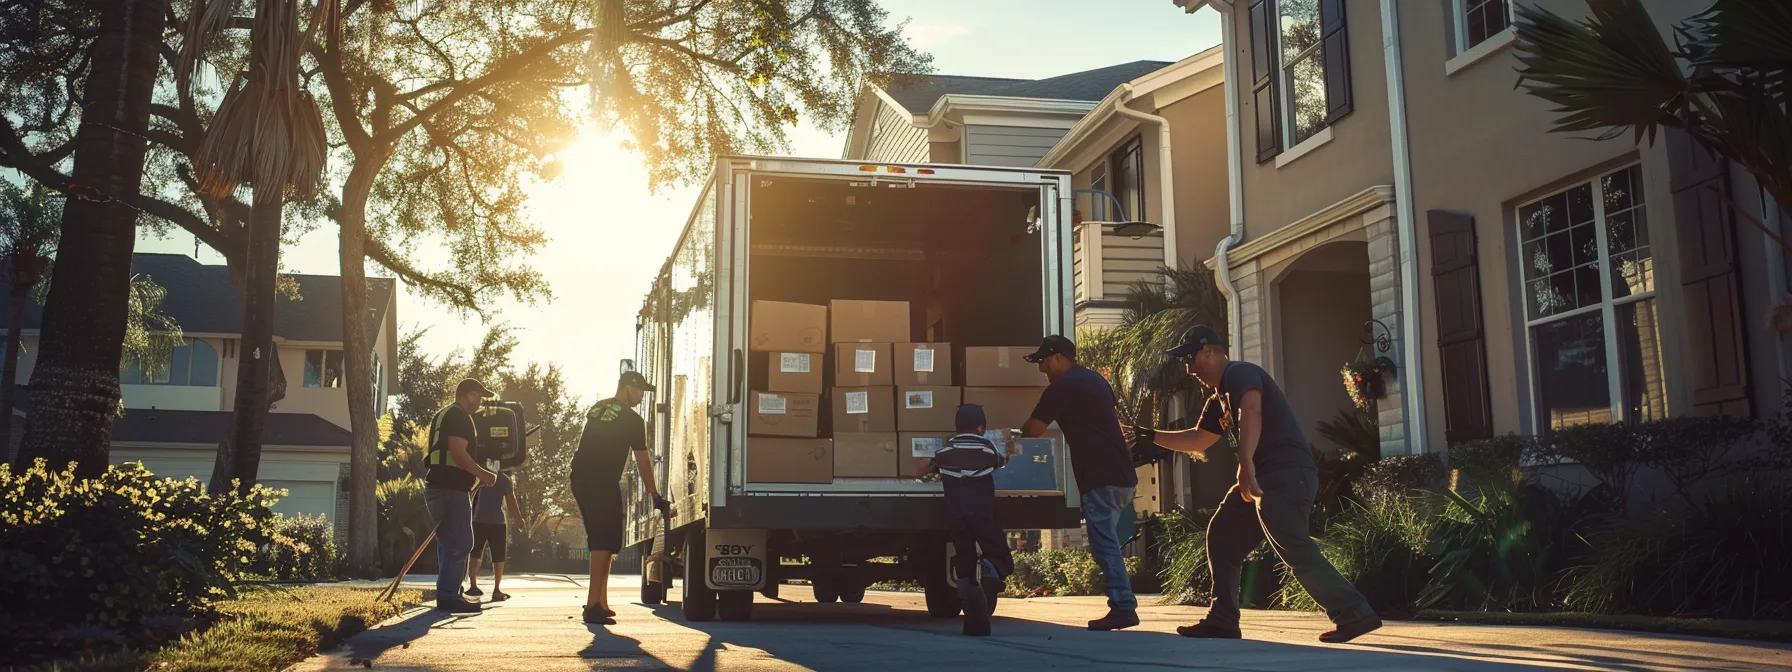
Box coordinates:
[747,176,1048,362]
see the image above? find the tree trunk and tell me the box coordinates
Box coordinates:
[0,285,28,464]
[17,0,168,477]
[213,186,282,495]
[339,161,385,577]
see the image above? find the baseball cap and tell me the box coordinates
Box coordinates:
[954,404,987,433]
[1022,334,1077,363]
[618,370,657,392]
[456,378,496,398]
[1165,325,1227,358]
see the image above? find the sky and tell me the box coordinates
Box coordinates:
[133,1,1222,404]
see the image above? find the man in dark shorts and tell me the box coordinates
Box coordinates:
[570,370,667,624]
[424,378,499,614]
[467,471,523,601]
[1141,325,1382,644]
[1019,335,1141,632]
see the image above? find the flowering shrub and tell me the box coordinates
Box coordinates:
[0,459,284,631]
[249,514,344,581]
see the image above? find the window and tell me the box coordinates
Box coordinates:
[1518,165,1665,430]
[1455,0,1512,53]
[120,339,219,386]
[1088,162,1109,221]
[305,350,345,388]
[372,354,387,417]
[1110,137,1145,222]
[1277,0,1327,146]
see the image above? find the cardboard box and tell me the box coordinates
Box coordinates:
[963,346,1050,387]
[833,343,893,387]
[900,431,954,477]
[830,300,910,344]
[830,386,895,433]
[756,352,823,394]
[895,343,952,386]
[833,432,900,478]
[962,386,1048,431]
[897,386,962,432]
[748,391,820,438]
[747,438,833,484]
[751,301,828,353]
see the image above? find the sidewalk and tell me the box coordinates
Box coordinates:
[294,574,1792,671]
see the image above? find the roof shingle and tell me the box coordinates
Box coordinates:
[881,61,1174,115]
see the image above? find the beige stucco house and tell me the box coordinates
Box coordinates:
[5,253,398,538]
[1172,0,1789,458]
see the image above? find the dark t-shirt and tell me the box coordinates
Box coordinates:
[424,405,479,491]
[571,398,646,488]
[930,433,1006,518]
[472,472,513,524]
[1197,361,1314,473]
[1030,365,1138,493]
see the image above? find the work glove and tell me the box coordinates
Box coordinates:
[1129,425,1172,467]
[652,493,671,514]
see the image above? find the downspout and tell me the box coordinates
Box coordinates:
[1115,85,1178,271]
[1380,0,1428,454]
[1209,0,1247,351]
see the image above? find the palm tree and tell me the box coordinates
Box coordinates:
[0,183,59,463]
[1077,265,1228,429]
[16,0,170,477]
[1514,0,1792,252]
[181,0,332,495]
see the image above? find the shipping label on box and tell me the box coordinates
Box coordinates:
[964,346,1051,387]
[830,386,895,433]
[830,300,910,344]
[833,432,900,478]
[833,343,892,386]
[900,431,954,480]
[747,438,833,484]
[895,343,951,386]
[759,352,822,394]
[749,391,820,437]
[751,301,828,353]
[897,385,961,432]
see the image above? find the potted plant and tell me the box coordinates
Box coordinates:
[1341,358,1394,409]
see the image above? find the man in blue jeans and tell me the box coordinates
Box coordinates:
[1021,335,1140,631]
[423,379,500,614]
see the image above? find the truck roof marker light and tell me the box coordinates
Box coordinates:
[916,168,935,174]
[858,165,877,172]
[886,166,906,173]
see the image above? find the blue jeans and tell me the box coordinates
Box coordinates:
[1082,485,1138,611]
[425,487,474,606]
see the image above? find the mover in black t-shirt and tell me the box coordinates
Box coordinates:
[422,379,499,613]
[1019,335,1139,632]
[569,370,665,624]
[1144,326,1381,645]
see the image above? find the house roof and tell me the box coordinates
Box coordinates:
[112,409,352,447]
[883,61,1175,116]
[0,253,395,343]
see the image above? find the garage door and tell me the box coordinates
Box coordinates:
[263,480,336,522]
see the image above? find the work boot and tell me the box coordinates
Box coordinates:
[958,577,990,637]
[436,600,481,615]
[1176,619,1242,639]
[1319,614,1382,644]
[1086,608,1139,631]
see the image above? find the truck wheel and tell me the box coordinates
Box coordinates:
[641,555,665,605]
[760,582,780,601]
[923,583,961,618]
[840,566,865,603]
[680,533,716,622]
[841,584,866,604]
[812,580,839,603]
[717,590,754,621]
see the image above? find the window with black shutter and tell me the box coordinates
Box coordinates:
[1668,130,1752,418]
[1247,0,1353,164]
[1429,211,1492,444]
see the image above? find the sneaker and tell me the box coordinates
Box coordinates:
[464,586,484,597]
[436,600,482,614]
[1319,614,1382,644]
[583,605,615,625]
[491,591,510,602]
[958,578,990,637]
[1176,620,1242,639]
[1086,609,1139,631]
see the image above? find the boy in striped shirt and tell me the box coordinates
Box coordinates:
[916,404,1019,636]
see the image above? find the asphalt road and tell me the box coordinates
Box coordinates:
[290,575,1792,671]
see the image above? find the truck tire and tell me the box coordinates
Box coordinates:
[680,533,716,622]
[641,555,665,605]
[840,566,865,603]
[841,584,866,604]
[923,583,961,618]
[760,582,780,600]
[717,590,754,621]
[812,580,839,603]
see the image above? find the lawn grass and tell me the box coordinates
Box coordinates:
[26,585,422,672]
[1413,610,1792,643]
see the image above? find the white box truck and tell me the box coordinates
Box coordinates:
[622,155,1081,622]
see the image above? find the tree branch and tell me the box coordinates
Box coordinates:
[364,237,481,313]
[376,27,598,144]
[629,0,713,34]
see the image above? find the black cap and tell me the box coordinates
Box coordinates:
[1165,325,1227,358]
[456,378,496,398]
[954,404,987,433]
[1023,334,1077,363]
[618,370,657,392]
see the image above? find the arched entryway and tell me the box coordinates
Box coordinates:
[1272,241,1373,457]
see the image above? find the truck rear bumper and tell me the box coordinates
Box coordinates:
[708,495,1083,531]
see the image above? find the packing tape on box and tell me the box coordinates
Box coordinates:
[997,346,1010,368]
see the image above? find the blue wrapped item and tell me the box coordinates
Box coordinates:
[992,435,1059,492]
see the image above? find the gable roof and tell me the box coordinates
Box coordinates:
[112,409,352,447]
[882,61,1175,116]
[0,254,395,343]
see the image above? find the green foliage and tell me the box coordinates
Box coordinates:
[247,515,345,582]
[0,460,282,632]
[375,476,431,575]
[1355,454,1445,505]
[1276,496,1435,616]
[1077,264,1227,428]
[1154,508,1214,605]
[1002,548,1140,598]
[1417,487,1582,613]
[1312,408,1379,510]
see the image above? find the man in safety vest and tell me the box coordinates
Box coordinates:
[424,378,500,613]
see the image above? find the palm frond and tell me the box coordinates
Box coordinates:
[1514,0,1691,144]
[192,0,329,201]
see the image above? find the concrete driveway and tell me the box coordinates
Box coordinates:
[292,574,1792,671]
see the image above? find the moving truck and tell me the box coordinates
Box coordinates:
[623,156,1081,622]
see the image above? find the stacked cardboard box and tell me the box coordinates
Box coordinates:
[747,301,829,483]
[962,346,1049,430]
[829,300,909,479]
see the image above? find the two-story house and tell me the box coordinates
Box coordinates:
[1173,0,1789,457]
[4,253,398,539]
